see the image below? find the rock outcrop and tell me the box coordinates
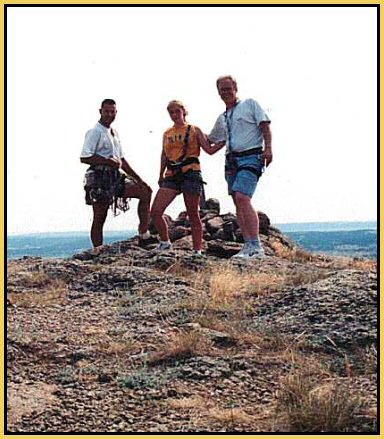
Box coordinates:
[7,200,377,433]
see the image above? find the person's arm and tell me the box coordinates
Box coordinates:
[207,115,227,146]
[80,155,121,169]
[158,134,168,185]
[195,127,225,155]
[260,121,272,167]
[80,129,121,168]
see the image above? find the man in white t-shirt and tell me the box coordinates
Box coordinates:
[208,76,273,259]
[80,98,152,248]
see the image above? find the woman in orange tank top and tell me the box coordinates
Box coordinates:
[150,100,225,255]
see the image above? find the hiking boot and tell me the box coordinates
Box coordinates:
[157,241,172,251]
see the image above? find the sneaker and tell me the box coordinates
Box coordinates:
[157,241,172,251]
[247,246,266,259]
[192,250,206,258]
[232,243,265,259]
[232,242,251,259]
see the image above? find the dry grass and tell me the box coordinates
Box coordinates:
[332,257,377,271]
[353,344,377,375]
[209,264,283,299]
[275,362,365,432]
[363,345,377,374]
[9,271,52,288]
[164,262,284,300]
[190,264,284,311]
[206,406,255,426]
[194,312,295,353]
[270,241,313,262]
[168,395,257,430]
[168,395,207,410]
[67,325,139,358]
[98,340,136,356]
[7,382,59,427]
[350,259,376,271]
[8,278,68,307]
[147,330,212,365]
[165,260,200,278]
[172,264,284,318]
[283,269,331,287]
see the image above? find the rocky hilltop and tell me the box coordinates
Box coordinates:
[7,200,377,433]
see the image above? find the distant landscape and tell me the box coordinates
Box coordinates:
[7,221,377,260]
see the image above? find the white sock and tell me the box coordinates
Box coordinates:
[160,240,171,245]
[139,231,151,239]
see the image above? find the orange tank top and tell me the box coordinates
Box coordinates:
[163,124,201,177]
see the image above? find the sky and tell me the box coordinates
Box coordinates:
[7,6,377,235]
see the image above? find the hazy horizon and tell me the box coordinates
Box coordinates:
[7,219,378,237]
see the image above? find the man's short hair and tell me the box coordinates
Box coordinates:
[101,98,116,107]
[216,75,238,90]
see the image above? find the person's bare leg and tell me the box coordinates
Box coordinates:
[233,192,259,240]
[124,183,152,235]
[91,202,109,247]
[183,192,202,251]
[150,188,179,241]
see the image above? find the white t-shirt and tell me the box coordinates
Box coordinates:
[80,122,124,159]
[208,98,270,154]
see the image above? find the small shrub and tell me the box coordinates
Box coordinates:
[147,330,211,365]
[119,369,167,389]
[276,366,365,432]
[56,366,78,384]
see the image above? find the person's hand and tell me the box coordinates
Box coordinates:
[109,157,122,169]
[263,148,273,167]
[213,141,226,151]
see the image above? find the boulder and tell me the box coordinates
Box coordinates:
[258,211,271,235]
[206,240,243,258]
[201,198,220,214]
[169,226,190,242]
[206,217,225,234]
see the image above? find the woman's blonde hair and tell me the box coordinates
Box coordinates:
[167,100,188,118]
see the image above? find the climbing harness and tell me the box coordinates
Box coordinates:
[224,103,264,178]
[83,165,130,216]
[165,124,206,192]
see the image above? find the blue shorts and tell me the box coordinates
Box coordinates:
[161,170,203,195]
[225,153,264,198]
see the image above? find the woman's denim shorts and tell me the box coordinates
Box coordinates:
[161,170,203,195]
[225,153,264,198]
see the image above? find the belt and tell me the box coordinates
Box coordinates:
[90,165,114,171]
[226,147,263,158]
[166,156,200,170]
